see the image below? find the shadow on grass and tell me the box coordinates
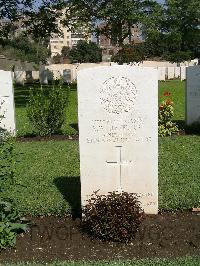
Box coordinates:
[70,123,79,132]
[174,120,200,135]
[174,120,185,130]
[54,176,81,219]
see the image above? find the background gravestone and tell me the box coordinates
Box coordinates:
[39,69,48,85]
[78,66,158,214]
[63,69,72,83]
[181,66,186,81]
[32,71,39,81]
[158,67,166,81]
[186,66,200,125]
[0,71,16,135]
[167,67,175,79]
[175,67,181,79]
[26,71,33,82]
[14,70,25,85]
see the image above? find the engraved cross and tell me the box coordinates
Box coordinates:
[106,146,133,192]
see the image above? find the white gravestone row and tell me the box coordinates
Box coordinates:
[181,66,186,81]
[0,71,16,135]
[78,66,158,214]
[186,66,200,125]
[158,67,166,81]
[167,67,175,79]
[174,67,181,78]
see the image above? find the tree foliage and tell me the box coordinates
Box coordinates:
[0,34,50,64]
[63,0,157,46]
[144,0,200,62]
[112,44,145,64]
[0,0,63,43]
[69,40,102,63]
[61,46,71,58]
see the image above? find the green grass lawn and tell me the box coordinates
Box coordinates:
[5,257,200,266]
[159,80,185,121]
[3,135,199,216]
[7,80,200,216]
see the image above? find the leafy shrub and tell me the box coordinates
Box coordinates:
[158,91,179,137]
[0,102,27,249]
[112,44,145,64]
[0,201,27,249]
[0,100,16,192]
[0,135,16,192]
[0,137,27,249]
[82,191,144,242]
[27,87,68,136]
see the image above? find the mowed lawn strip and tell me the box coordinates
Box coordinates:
[2,141,80,216]
[5,135,200,216]
[4,257,200,266]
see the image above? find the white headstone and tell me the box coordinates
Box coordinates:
[186,66,200,125]
[26,71,33,82]
[0,71,16,135]
[158,67,166,81]
[32,71,39,80]
[14,71,25,85]
[63,69,71,83]
[167,67,175,79]
[78,66,158,214]
[39,69,48,85]
[180,66,186,81]
[174,67,180,79]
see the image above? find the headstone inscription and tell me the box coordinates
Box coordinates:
[78,66,158,214]
[0,71,16,135]
[186,66,200,125]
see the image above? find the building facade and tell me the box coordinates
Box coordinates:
[50,23,91,57]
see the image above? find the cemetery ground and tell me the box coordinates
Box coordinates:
[0,80,200,263]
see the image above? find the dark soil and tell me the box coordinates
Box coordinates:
[0,212,200,263]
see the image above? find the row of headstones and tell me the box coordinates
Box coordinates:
[158,66,186,81]
[14,69,72,85]
[0,66,199,215]
[14,66,187,85]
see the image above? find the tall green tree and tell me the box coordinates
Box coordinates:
[144,0,200,62]
[0,0,63,44]
[69,40,102,63]
[0,0,33,41]
[63,0,158,46]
